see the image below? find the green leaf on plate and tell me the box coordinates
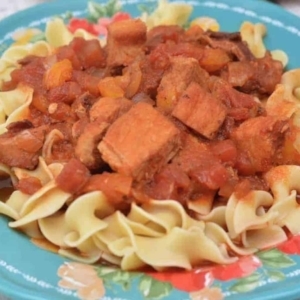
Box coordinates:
[95,266,117,277]
[266,270,285,282]
[87,0,121,23]
[95,267,142,291]
[138,274,172,299]
[257,249,296,269]
[229,273,262,293]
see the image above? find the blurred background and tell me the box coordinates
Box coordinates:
[0,0,299,20]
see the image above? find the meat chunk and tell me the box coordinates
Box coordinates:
[70,37,106,69]
[56,158,91,194]
[89,97,133,123]
[199,31,254,61]
[145,25,184,51]
[75,97,133,169]
[140,164,191,203]
[173,135,228,190]
[47,81,82,104]
[157,57,209,113]
[231,116,289,174]
[210,77,262,121]
[172,82,227,139]
[75,121,109,170]
[106,19,147,68]
[98,102,181,180]
[0,126,46,169]
[223,53,283,96]
[71,92,98,119]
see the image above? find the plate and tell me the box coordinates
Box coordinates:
[1,0,300,300]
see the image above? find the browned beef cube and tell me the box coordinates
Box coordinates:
[231,116,289,174]
[172,82,227,139]
[89,97,133,123]
[156,57,209,113]
[106,19,147,68]
[98,102,181,180]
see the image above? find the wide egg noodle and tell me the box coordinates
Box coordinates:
[0,190,29,220]
[12,156,54,186]
[45,18,99,48]
[42,129,65,165]
[9,180,72,228]
[133,226,237,271]
[38,211,70,247]
[197,206,227,228]
[204,222,256,256]
[63,191,114,248]
[92,200,239,271]
[0,41,52,88]
[225,191,277,239]
[140,0,192,29]
[0,85,33,134]
[128,200,205,233]
[187,191,215,216]
[59,247,103,265]
[265,165,300,235]
[266,69,300,118]
[240,21,288,67]
[242,225,287,249]
[0,163,26,216]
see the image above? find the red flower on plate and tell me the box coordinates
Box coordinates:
[147,268,214,292]
[68,18,99,35]
[277,234,300,255]
[146,255,262,292]
[93,12,131,36]
[211,255,262,281]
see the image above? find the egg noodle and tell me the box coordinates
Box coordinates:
[0,0,299,272]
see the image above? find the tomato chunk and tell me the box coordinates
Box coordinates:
[56,158,91,194]
[16,177,42,195]
[210,139,238,166]
[82,172,132,204]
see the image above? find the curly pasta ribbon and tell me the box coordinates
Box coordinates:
[0,85,33,134]
[240,21,288,67]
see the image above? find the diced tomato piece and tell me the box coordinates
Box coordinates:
[56,45,82,70]
[55,158,91,194]
[82,172,132,205]
[48,81,82,104]
[48,102,77,122]
[210,139,238,166]
[8,57,45,90]
[70,38,106,69]
[190,163,229,190]
[145,164,190,202]
[68,18,98,35]
[72,70,101,96]
[235,152,256,176]
[16,177,42,195]
[211,256,261,281]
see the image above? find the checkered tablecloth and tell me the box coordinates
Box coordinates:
[0,0,299,300]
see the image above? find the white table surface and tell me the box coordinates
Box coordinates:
[0,0,299,300]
